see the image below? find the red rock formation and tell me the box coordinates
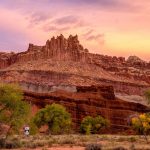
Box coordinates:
[0,52,16,69]
[0,34,150,133]
[24,85,149,133]
[14,34,88,63]
[0,34,149,96]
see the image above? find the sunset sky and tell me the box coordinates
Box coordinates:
[0,0,150,61]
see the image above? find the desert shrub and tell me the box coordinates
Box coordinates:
[0,138,22,149]
[112,146,127,150]
[85,143,102,150]
[24,140,47,148]
[129,144,136,150]
[117,137,127,142]
[129,137,137,142]
[34,103,72,134]
[80,115,109,134]
[60,138,75,145]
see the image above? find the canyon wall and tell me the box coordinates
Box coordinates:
[24,85,149,133]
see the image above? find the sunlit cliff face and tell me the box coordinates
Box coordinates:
[0,0,150,61]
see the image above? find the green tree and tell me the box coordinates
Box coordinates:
[34,103,72,134]
[0,83,31,138]
[80,116,93,135]
[80,115,109,134]
[145,90,150,104]
[29,119,38,135]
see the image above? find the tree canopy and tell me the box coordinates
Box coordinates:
[0,83,31,137]
[131,113,150,135]
[131,113,150,143]
[34,103,72,134]
[80,115,109,134]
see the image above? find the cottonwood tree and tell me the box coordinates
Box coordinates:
[80,115,109,134]
[34,103,72,134]
[0,83,31,138]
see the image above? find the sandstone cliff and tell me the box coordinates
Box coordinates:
[0,34,150,133]
[0,34,149,96]
[24,85,149,133]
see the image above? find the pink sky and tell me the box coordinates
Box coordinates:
[0,0,150,61]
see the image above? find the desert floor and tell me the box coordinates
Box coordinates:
[3,134,150,150]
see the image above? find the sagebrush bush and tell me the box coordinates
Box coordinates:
[112,146,127,150]
[0,138,22,149]
[85,143,102,150]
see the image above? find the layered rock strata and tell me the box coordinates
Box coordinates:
[24,85,149,133]
[0,34,149,96]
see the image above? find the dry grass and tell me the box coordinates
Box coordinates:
[1,134,150,149]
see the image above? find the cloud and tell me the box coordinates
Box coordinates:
[59,0,138,12]
[28,12,51,25]
[42,15,87,32]
[42,25,69,32]
[53,15,79,25]
[82,30,94,37]
[87,34,104,41]
[0,0,138,14]
[82,30,105,46]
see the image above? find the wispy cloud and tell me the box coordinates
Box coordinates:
[82,30,105,46]
[42,25,69,32]
[42,15,87,32]
[53,15,79,25]
[28,12,51,25]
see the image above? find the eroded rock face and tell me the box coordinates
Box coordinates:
[0,34,150,96]
[15,34,89,63]
[0,52,17,69]
[0,35,90,69]
[24,85,149,133]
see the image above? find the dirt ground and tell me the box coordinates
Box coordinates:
[32,146,85,150]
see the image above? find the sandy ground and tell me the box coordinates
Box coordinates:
[20,146,85,150]
[46,146,84,150]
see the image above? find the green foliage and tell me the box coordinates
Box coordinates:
[34,103,72,134]
[29,119,38,135]
[0,83,23,112]
[145,89,150,104]
[0,83,31,137]
[80,116,93,135]
[131,113,150,135]
[80,115,109,134]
